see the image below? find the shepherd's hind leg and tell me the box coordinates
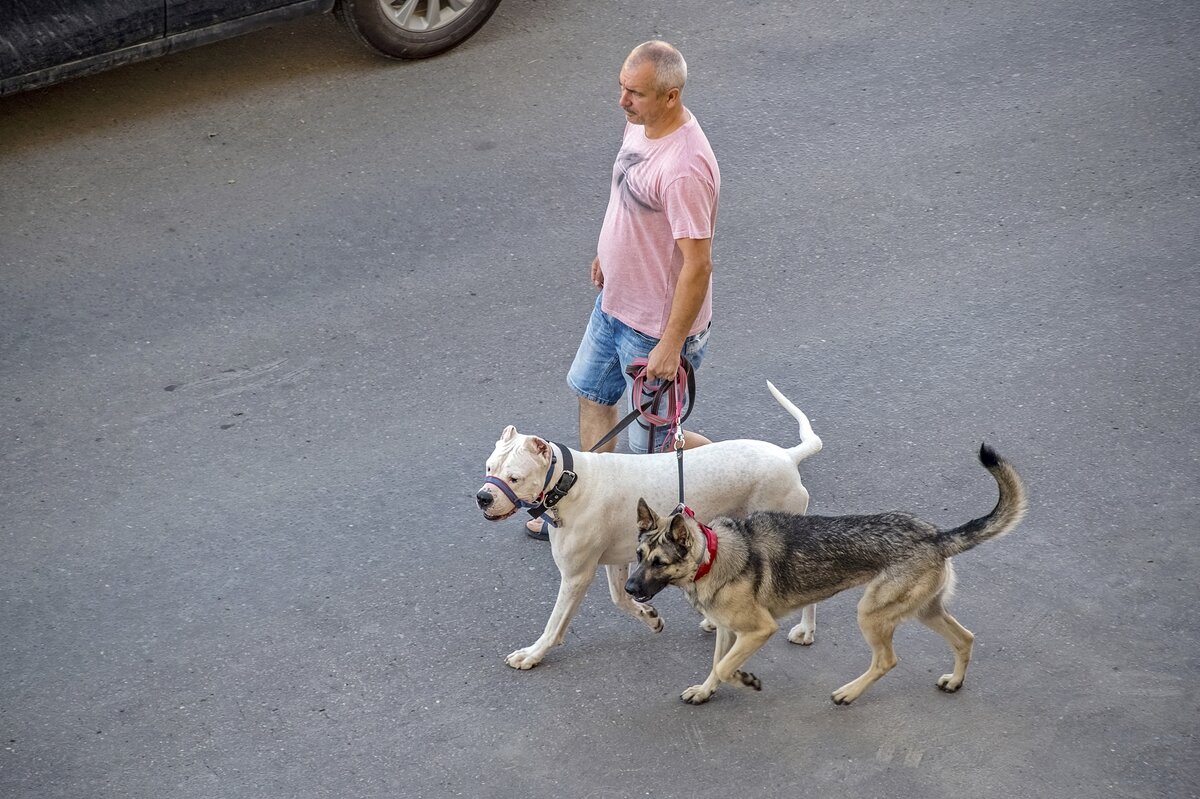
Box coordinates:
[831,583,904,705]
[831,618,899,705]
[605,564,663,632]
[918,597,975,693]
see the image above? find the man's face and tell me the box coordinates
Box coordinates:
[619,60,671,127]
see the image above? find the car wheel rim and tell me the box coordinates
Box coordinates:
[379,0,475,33]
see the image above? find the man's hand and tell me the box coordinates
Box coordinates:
[591,256,604,289]
[645,339,683,381]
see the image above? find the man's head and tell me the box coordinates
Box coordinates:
[619,41,688,135]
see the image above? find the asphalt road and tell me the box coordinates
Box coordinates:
[1,1,1197,797]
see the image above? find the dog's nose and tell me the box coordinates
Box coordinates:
[624,575,639,596]
[476,490,493,509]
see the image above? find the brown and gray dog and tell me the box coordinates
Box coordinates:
[626,444,1027,705]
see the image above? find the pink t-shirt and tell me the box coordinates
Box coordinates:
[596,112,720,338]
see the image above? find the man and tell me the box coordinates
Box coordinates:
[528,40,720,540]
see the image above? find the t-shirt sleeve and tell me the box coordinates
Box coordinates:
[663,174,716,240]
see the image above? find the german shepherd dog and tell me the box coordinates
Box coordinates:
[625,444,1027,705]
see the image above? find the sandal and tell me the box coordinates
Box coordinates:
[525,518,550,541]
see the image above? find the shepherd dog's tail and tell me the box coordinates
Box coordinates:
[934,444,1028,558]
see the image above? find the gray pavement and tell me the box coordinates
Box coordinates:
[1,1,1197,797]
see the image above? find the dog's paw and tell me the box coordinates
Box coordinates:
[681,685,715,705]
[699,618,717,633]
[831,682,861,705]
[732,670,762,691]
[638,604,665,633]
[936,673,964,693]
[504,648,543,670]
[787,623,814,646]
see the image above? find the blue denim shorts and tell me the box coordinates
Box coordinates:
[567,293,710,453]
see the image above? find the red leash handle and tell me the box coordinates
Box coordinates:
[626,357,695,452]
[585,357,697,455]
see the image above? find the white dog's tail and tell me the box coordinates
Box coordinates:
[767,381,823,465]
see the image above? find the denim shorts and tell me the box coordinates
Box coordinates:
[567,293,710,453]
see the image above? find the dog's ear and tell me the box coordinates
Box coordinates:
[636,498,659,531]
[669,514,692,546]
[501,425,517,441]
[525,436,550,461]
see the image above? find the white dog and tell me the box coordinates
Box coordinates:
[475,382,823,669]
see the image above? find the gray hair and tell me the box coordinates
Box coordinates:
[625,40,687,94]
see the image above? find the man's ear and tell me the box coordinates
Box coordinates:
[637,498,660,532]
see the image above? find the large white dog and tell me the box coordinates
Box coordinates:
[475,382,823,670]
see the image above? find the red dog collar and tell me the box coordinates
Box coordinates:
[680,505,718,581]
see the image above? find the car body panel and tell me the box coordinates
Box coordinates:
[0,0,336,97]
[166,1,299,35]
[0,1,162,78]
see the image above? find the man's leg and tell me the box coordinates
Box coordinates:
[580,397,620,453]
[528,294,626,539]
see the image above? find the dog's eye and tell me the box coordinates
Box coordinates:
[506,475,519,483]
[651,557,665,568]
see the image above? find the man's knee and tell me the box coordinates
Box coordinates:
[579,396,617,417]
[579,397,619,452]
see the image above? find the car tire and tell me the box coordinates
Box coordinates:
[334,0,502,59]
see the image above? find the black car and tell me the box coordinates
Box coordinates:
[0,0,502,97]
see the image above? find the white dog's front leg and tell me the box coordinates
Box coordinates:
[604,564,664,632]
[787,603,817,645]
[505,572,595,670]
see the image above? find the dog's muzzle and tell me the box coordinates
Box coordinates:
[476,486,517,520]
[475,488,497,510]
[477,475,541,521]
[625,566,669,603]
